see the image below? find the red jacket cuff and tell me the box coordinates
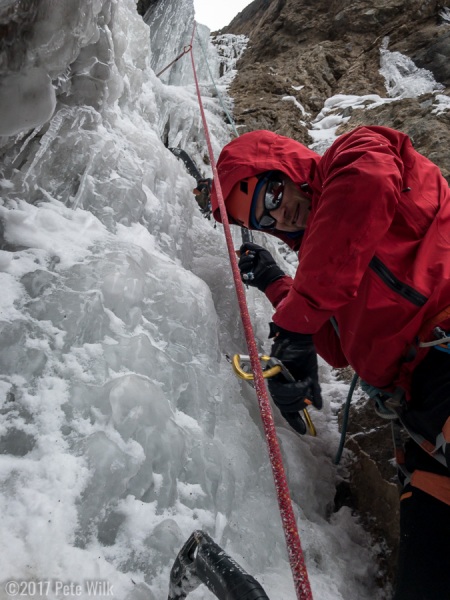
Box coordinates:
[272,283,333,334]
[265,275,294,308]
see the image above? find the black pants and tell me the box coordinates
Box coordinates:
[394,484,450,600]
[394,349,450,600]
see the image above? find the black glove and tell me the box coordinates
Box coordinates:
[280,410,307,435]
[267,324,322,433]
[195,178,212,194]
[193,178,212,212]
[238,242,285,292]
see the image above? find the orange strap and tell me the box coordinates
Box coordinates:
[411,470,450,506]
[418,305,450,341]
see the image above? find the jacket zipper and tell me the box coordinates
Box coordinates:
[369,256,428,307]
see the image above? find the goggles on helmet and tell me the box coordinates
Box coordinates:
[249,172,284,230]
[225,171,284,230]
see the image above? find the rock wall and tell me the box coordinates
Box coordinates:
[221,0,450,178]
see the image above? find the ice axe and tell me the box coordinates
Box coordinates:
[168,530,269,599]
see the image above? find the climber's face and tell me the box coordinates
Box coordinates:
[253,174,311,232]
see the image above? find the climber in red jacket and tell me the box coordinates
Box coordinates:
[211,126,450,600]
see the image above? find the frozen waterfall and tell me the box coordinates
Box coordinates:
[0,0,386,598]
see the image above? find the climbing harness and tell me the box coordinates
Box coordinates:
[367,386,449,496]
[231,353,317,436]
[187,20,314,600]
[334,370,449,471]
[334,321,450,477]
[334,374,447,478]
[419,326,450,352]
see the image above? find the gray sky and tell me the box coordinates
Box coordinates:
[193,0,254,31]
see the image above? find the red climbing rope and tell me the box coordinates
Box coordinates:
[189,21,313,600]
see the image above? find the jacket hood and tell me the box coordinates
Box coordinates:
[211,130,321,249]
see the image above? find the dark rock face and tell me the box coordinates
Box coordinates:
[136,0,159,18]
[221,0,450,178]
[0,0,40,72]
[342,396,401,585]
[409,29,450,86]
[220,0,450,587]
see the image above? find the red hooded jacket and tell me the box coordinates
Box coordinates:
[211,127,450,396]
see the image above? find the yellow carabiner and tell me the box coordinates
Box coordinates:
[231,354,317,437]
[231,354,281,381]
